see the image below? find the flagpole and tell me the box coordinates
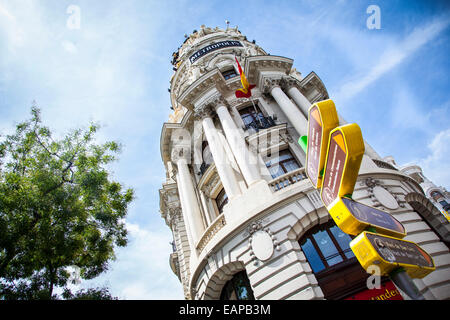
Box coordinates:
[250,97,264,128]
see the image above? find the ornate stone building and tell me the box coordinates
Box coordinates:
[159,25,450,300]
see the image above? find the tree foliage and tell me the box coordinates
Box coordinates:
[0,107,134,299]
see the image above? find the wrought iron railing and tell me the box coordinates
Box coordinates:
[244,116,277,133]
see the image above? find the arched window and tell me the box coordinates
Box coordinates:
[220,271,255,300]
[299,220,373,300]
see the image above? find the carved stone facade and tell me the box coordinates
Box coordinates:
[158,26,450,300]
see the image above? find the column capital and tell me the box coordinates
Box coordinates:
[280,76,300,92]
[261,77,282,94]
[171,148,191,165]
[194,94,230,119]
[207,94,228,109]
[193,104,214,120]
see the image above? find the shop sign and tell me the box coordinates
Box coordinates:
[344,281,403,300]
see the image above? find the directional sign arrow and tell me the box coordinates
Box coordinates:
[329,197,407,238]
[350,231,435,279]
[305,99,340,189]
[320,124,365,208]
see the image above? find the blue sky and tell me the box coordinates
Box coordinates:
[0,0,449,299]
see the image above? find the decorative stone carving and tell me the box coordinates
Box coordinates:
[243,218,280,266]
[193,104,214,120]
[168,206,182,229]
[280,76,299,91]
[363,177,404,209]
[197,214,226,252]
[250,230,274,262]
[200,170,221,197]
[170,146,191,164]
[205,94,228,110]
[261,77,282,94]
[373,186,399,210]
[289,68,303,81]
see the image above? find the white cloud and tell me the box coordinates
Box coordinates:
[0,2,15,21]
[80,222,184,300]
[334,17,450,102]
[417,129,450,190]
[61,40,77,54]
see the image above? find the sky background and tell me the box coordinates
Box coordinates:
[0,0,449,299]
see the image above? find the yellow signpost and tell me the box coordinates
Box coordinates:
[302,99,436,299]
[305,99,340,189]
[329,197,406,238]
[350,231,435,279]
[320,124,365,208]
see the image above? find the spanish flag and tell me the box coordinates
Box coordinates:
[235,57,256,98]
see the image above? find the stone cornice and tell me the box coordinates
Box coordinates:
[160,109,193,163]
[244,55,293,84]
[178,68,226,110]
[297,71,329,101]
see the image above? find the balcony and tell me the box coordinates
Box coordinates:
[268,167,308,192]
[243,115,276,133]
[197,214,227,252]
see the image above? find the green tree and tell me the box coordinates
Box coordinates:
[0,107,134,299]
[62,286,118,300]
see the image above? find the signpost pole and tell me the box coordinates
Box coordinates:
[389,268,425,300]
[366,226,427,300]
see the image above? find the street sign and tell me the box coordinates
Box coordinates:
[320,124,365,208]
[328,197,406,238]
[350,231,435,279]
[305,99,436,291]
[305,100,340,189]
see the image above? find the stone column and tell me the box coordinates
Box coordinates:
[283,80,311,119]
[174,155,205,251]
[214,99,262,187]
[196,106,242,200]
[264,78,308,137]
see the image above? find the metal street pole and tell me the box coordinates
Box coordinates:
[389,268,426,300]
